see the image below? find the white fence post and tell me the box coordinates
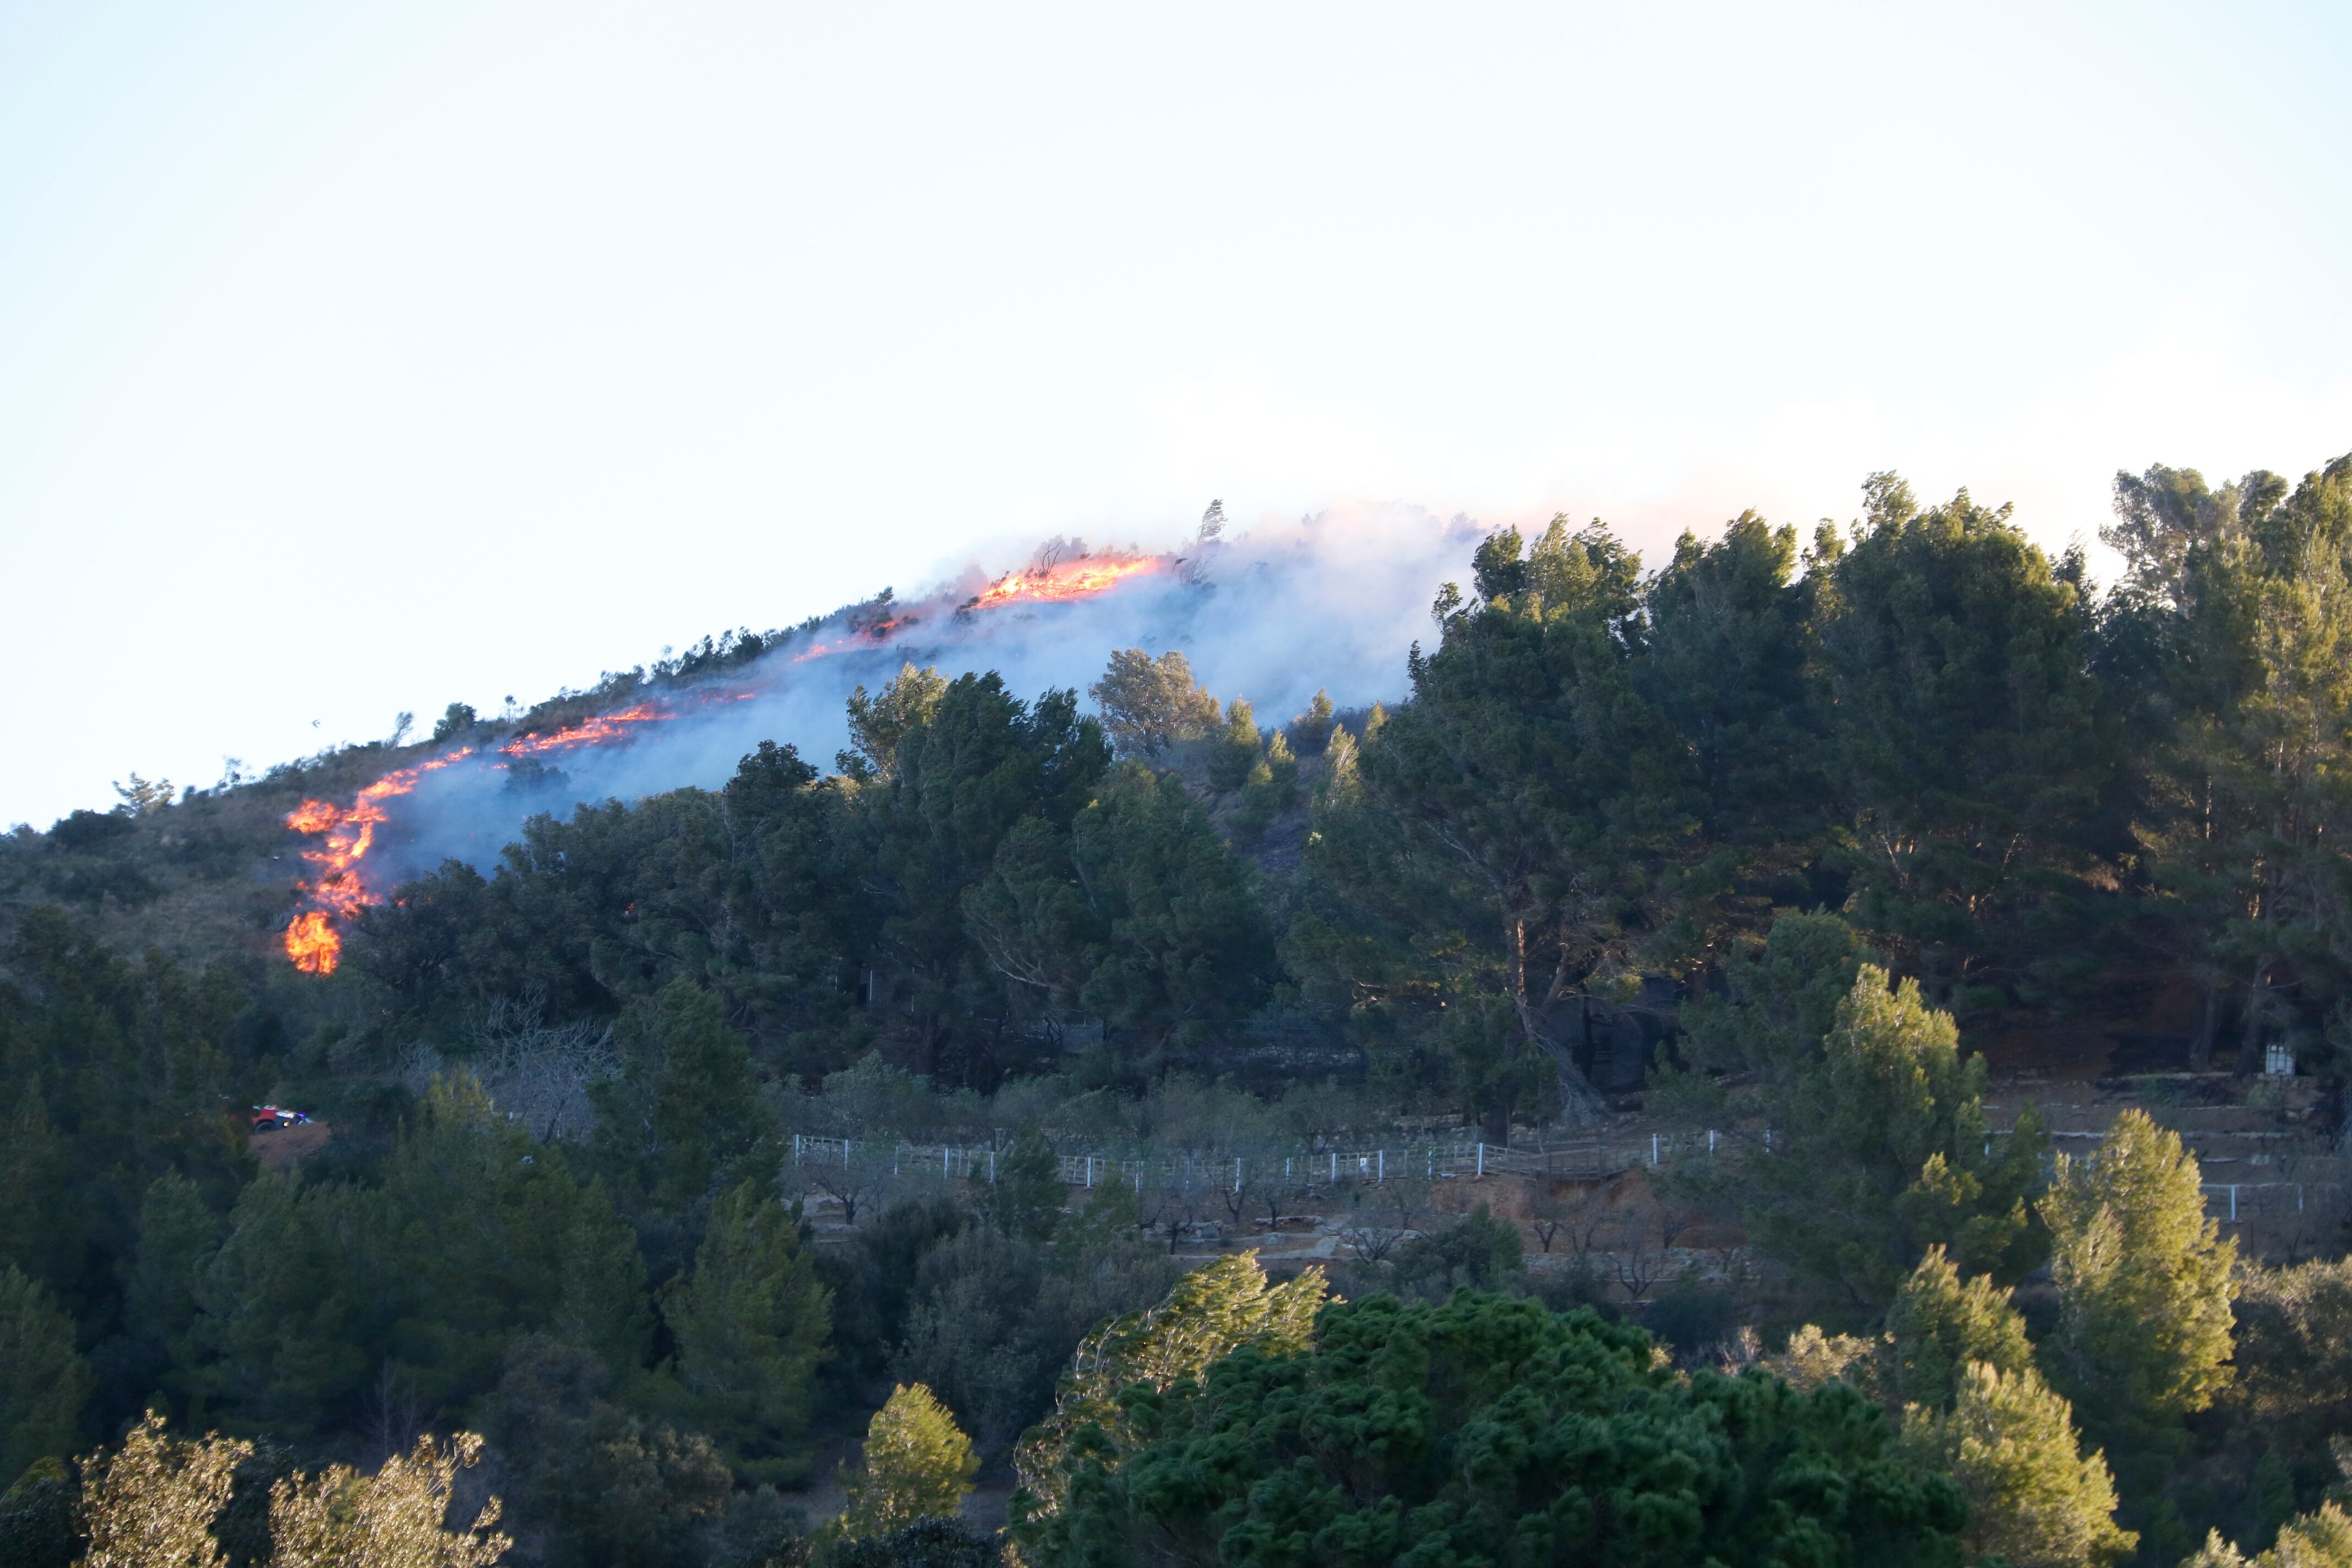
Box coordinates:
[1378,1150,1385,1184]
[1477,1144,1485,1178]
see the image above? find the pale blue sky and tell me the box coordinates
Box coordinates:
[3,2,2348,826]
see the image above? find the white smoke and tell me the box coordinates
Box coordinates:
[370,503,1485,884]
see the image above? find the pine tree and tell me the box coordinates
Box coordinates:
[1685,960,2044,1315]
[842,663,949,781]
[2041,1108,2237,1501]
[973,1131,1063,1243]
[0,1264,88,1490]
[1298,517,1694,1133]
[1812,475,2115,1008]
[1012,1253,1327,1531]
[1207,699,1261,792]
[382,1075,651,1414]
[1901,1362,2136,1568]
[2185,1502,2352,1568]
[658,1183,831,1484]
[1885,1244,2037,1409]
[125,1173,222,1377]
[838,1383,978,1540]
[1885,1248,2132,1568]
[594,978,778,1210]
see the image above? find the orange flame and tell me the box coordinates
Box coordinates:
[280,745,473,974]
[284,911,341,973]
[500,703,668,758]
[793,554,1164,663]
[972,554,1161,608]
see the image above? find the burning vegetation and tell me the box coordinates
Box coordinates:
[273,548,1170,971]
[280,745,473,973]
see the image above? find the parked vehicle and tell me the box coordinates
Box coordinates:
[251,1105,310,1131]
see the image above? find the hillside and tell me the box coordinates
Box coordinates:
[7,457,2352,1567]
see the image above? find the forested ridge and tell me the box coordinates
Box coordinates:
[6,456,2352,1567]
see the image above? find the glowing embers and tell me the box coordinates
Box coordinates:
[280,745,473,974]
[971,554,1162,608]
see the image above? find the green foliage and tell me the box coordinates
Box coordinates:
[843,665,950,781]
[0,1264,88,1490]
[1087,650,1221,758]
[0,908,241,1331]
[827,1515,1000,1568]
[657,1183,831,1484]
[594,979,779,1212]
[1899,1361,2135,1568]
[485,1336,741,1568]
[973,1133,1062,1243]
[126,1173,225,1382]
[2186,1502,2352,1568]
[891,1212,1182,1458]
[1677,957,2044,1317]
[2226,1258,2352,1464]
[1012,1252,1326,1535]
[2105,455,2352,1071]
[862,673,1111,1082]
[2041,1109,2238,1485]
[1029,1288,1965,1567]
[1637,513,1827,944]
[352,745,859,1054]
[838,1384,978,1540]
[381,1076,651,1414]
[1884,1244,2036,1411]
[1295,516,1694,1133]
[431,703,478,742]
[1373,1204,1523,1302]
[1814,477,2114,1006]
[187,1077,651,1435]
[1204,700,1260,793]
[964,765,1277,1061]
[0,1455,76,1568]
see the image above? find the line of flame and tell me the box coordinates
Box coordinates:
[499,702,669,758]
[281,745,473,973]
[795,553,1164,663]
[972,554,1162,608]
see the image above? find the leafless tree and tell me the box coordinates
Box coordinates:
[402,994,619,1142]
[1338,1169,1434,1264]
[1609,1218,1668,1304]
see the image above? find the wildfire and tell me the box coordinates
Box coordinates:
[280,745,473,974]
[500,703,668,759]
[972,554,1161,608]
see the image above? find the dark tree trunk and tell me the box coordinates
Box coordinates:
[2234,956,2275,1076]
[2190,981,2221,1072]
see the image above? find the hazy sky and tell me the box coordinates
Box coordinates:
[3,1,2348,827]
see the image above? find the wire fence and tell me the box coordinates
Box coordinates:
[790,1129,2344,1227]
[785,1129,1725,1191]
